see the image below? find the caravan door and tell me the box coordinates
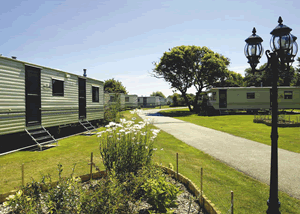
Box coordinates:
[219,89,227,108]
[25,66,41,127]
[78,78,86,120]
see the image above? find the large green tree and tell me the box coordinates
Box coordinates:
[104,78,128,94]
[150,91,166,98]
[213,70,244,87]
[244,61,298,87]
[152,45,230,112]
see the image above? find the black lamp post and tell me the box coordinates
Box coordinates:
[244,17,298,214]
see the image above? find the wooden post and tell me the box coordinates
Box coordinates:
[90,152,93,180]
[22,163,24,186]
[231,191,234,214]
[200,167,203,207]
[176,153,178,179]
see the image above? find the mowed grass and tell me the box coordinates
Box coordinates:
[0,110,299,213]
[160,108,300,153]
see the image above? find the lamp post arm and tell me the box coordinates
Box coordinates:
[251,50,272,73]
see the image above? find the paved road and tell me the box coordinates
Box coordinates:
[138,108,300,199]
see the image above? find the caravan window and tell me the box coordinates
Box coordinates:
[110,96,115,102]
[247,92,255,99]
[92,86,99,102]
[284,91,293,99]
[125,97,129,102]
[52,79,64,96]
[212,92,216,100]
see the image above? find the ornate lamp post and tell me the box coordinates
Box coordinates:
[244,17,298,214]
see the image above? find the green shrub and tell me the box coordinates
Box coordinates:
[142,175,182,213]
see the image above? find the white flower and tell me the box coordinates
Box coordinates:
[106,128,112,132]
[3,201,8,207]
[132,117,136,120]
[116,123,123,128]
[117,133,120,135]
[97,134,102,137]
[120,118,126,124]
[137,142,140,144]
[109,122,117,126]
[108,135,113,138]
[105,124,110,128]
[138,121,144,124]
[117,138,120,141]
[141,132,146,136]
[153,148,157,151]
[161,148,164,150]
[132,137,135,140]
[145,146,148,149]
[112,127,116,130]
[119,129,125,132]
[125,131,131,135]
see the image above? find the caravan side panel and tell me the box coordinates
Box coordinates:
[0,58,26,135]
[86,78,104,121]
[40,68,78,128]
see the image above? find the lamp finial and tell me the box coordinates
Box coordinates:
[252,27,256,35]
[278,16,283,25]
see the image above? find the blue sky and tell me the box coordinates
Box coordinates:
[1,0,300,97]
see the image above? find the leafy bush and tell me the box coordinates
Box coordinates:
[78,170,132,214]
[98,117,160,179]
[142,175,182,213]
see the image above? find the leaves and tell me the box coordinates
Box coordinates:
[152,45,230,112]
[104,78,128,94]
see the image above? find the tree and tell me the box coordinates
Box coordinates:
[104,78,128,94]
[291,57,300,86]
[244,62,298,87]
[169,93,185,106]
[213,70,244,87]
[150,91,166,98]
[152,45,230,112]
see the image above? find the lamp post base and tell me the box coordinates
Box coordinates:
[267,199,281,214]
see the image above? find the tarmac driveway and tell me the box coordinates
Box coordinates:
[137,108,300,199]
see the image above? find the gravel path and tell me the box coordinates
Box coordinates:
[138,108,300,199]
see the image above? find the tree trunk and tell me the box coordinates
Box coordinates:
[181,92,192,112]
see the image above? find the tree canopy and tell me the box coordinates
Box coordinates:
[152,45,230,112]
[104,78,128,94]
[244,61,299,87]
[150,91,166,98]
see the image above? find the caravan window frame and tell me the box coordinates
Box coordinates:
[52,78,64,97]
[284,91,293,99]
[125,97,129,102]
[247,92,255,99]
[92,86,99,102]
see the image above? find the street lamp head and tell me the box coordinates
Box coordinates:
[245,27,264,70]
[270,16,296,64]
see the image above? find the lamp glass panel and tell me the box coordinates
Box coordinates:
[292,41,298,56]
[280,35,291,50]
[244,44,249,57]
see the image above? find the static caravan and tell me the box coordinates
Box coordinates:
[0,56,104,151]
[125,95,138,109]
[158,97,166,106]
[107,93,126,110]
[138,96,160,107]
[206,86,300,111]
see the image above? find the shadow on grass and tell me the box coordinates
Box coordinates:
[159,111,196,117]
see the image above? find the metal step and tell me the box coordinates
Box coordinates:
[35,135,53,141]
[25,126,58,151]
[29,129,47,135]
[79,120,97,134]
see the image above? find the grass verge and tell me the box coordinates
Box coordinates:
[159,108,300,153]
[0,109,299,213]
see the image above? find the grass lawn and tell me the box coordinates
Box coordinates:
[0,109,299,213]
[160,108,300,153]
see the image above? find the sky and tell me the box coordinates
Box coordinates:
[1,0,300,97]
